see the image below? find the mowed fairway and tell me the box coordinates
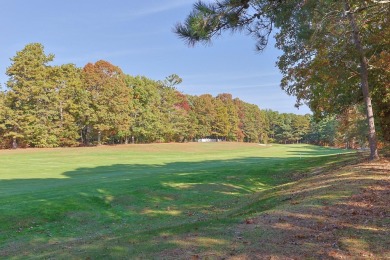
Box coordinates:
[0,143,353,258]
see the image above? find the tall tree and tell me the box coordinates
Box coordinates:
[156,76,191,142]
[291,114,310,144]
[216,93,239,141]
[51,64,87,146]
[83,60,132,145]
[263,110,281,143]
[336,105,368,149]
[190,94,216,138]
[6,43,60,147]
[159,74,183,89]
[233,98,247,142]
[213,97,230,140]
[368,10,390,143]
[175,0,389,159]
[170,92,193,142]
[0,90,10,148]
[128,75,162,143]
[241,103,263,142]
[275,0,389,159]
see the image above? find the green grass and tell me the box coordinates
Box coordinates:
[0,143,355,258]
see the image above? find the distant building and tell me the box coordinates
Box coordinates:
[197,138,220,143]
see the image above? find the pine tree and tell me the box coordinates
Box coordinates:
[6,43,60,147]
[175,0,390,159]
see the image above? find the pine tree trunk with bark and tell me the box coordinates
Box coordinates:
[344,0,379,160]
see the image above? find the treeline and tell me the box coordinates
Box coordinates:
[0,43,376,149]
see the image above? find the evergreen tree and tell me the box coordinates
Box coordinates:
[175,0,390,159]
[6,43,59,147]
[291,114,310,144]
[0,90,10,148]
[1,42,358,148]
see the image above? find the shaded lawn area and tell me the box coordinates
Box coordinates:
[0,143,370,258]
[209,157,390,260]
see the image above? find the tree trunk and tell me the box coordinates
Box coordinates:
[81,126,89,146]
[98,131,101,145]
[12,136,17,149]
[80,129,84,145]
[343,0,379,160]
[59,101,63,128]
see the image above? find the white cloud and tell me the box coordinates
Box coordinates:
[118,0,197,21]
[181,71,280,82]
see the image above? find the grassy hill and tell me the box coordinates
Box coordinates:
[0,143,388,259]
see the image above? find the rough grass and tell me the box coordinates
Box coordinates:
[183,157,389,260]
[0,143,387,259]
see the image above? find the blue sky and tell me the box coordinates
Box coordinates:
[0,0,311,114]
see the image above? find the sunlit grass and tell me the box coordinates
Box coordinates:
[0,143,354,258]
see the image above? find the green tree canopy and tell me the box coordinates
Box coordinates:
[1,42,373,149]
[175,0,390,160]
[6,43,58,147]
[83,60,132,144]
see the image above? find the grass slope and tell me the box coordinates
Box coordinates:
[0,143,376,259]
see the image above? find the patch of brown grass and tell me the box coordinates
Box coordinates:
[156,158,390,259]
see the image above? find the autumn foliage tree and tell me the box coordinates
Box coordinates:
[1,43,342,148]
[83,60,132,145]
[5,43,59,147]
[175,0,390,160]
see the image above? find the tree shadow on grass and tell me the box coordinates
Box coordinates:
[209,159,390,259]
[0,153,374,259]
[287,145,353,157]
